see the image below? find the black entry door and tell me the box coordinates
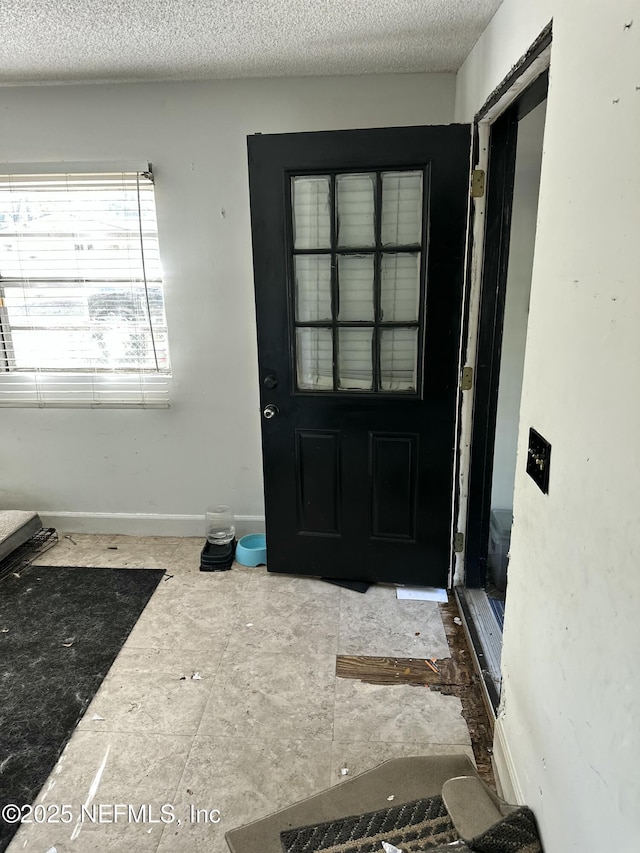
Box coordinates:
[248,125,470,586]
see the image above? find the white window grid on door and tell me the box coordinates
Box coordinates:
[291,168,426,394]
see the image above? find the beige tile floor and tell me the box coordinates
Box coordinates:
[9,534,474,853]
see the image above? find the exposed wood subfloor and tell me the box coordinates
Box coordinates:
[336,594,495,788]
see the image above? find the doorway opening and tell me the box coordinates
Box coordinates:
[458,68,549,712]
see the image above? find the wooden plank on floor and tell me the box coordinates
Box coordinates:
[336,655,454,686]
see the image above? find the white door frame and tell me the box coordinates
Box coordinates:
[451,29,552,588]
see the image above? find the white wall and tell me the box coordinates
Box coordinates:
[457,2,640,851]
[0,73,456,534]
[491,101,546,511]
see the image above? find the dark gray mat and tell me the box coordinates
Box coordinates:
[279,783,542,853]
[226,755,477,853]
[277,775,542,853]
[466,807,542,853]
[280,796,458,853]
[0,565,163,852]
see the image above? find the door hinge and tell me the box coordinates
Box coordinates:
[471,169,485,198]
[461,366,473,391]
[454,532,465,553]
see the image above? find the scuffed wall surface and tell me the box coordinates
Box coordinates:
[456,2,640,851]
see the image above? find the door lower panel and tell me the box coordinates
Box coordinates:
[295,430,341,536]
[370,433,418,542]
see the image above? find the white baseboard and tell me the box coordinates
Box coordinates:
[37,511,265,538]
[492,717,524,805]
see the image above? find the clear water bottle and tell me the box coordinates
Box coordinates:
[205,505,235,545]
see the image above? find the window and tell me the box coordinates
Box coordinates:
[291,170,426,394]
[0,164,170,407]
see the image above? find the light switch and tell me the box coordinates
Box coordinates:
[526,428,551,494]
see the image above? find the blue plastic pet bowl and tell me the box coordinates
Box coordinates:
[235,533,267,567]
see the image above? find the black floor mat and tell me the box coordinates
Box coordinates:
[0,565,163,852]
[281,796,458,853]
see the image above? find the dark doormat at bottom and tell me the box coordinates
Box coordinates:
[0,565,163,852]
[281,796,458,853]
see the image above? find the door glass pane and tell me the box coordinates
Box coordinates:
[336,173,376,248]
[380,253,421,322]
[380,328,418,391]
[296,328,333,390]
[337,254,375,321]
[338,328,373,390]
[292,176,331,249]
[295,255,332,321]
[381,171,423,247]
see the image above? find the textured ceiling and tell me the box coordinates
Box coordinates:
[0,0,502,85]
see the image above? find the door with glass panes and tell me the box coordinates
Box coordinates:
[248,125,470,585]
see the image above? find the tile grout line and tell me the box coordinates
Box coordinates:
[332,587,344,746]
[151,570,241,853]
[328,586,346,786]
[153,732,201,852]
[191,573,253,741]
[154,570,280,851]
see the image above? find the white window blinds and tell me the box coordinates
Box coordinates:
[0,165,171,407]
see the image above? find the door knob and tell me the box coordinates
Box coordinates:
[263,404,279,419]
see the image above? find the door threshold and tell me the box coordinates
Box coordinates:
[454,588,503,715]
